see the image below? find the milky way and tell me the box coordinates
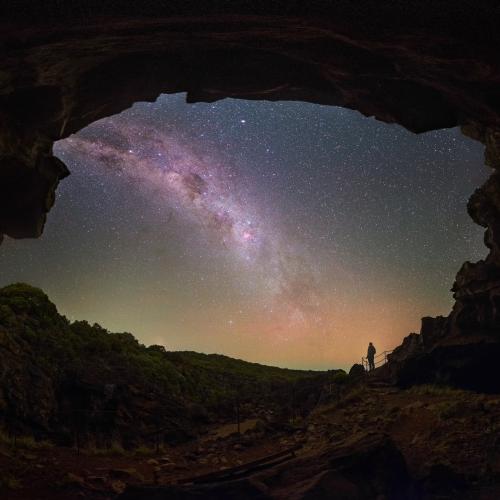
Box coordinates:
[59,121,267,261]
[56,115,324,332]
[0,94,489,369]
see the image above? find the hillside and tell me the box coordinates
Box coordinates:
[0,283,340,449]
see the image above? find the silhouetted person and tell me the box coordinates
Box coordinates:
[367,342,376,371]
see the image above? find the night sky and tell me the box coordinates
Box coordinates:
[0,94,489,369]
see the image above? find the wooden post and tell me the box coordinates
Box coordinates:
[155,419,160,454]
[236,396,241,435]
[75,420,80,456]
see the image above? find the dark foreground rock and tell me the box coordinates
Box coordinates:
[348,364,366,379]
[118,434,416,500]
[394,338,500,393]
[280,435,414,500]
[119,480,270,500]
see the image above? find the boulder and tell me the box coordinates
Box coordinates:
[323,434,414,500]
[118,479,271,500]
[348,364,366,379]
[302,471,364,499]
[387,332,423,364]
[264,433,415,499]
[420,463,466,497]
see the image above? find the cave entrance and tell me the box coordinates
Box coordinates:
[0,94,489,370]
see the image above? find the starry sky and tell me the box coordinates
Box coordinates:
[0,94,489,370]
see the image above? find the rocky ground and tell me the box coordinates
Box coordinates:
[302,383,500,499]
[2,379,500,499]
[0,417,288,499]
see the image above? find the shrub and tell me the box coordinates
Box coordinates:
[134,445,155,456]
[15,436,54,450]
[0,472,21,490]
[84,441,127,456]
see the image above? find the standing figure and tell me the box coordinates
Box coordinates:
[367,342,376,371]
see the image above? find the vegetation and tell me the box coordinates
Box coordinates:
[133,444,157,456]
[0,283,321,404]
[83,441,127,457]
[0,472,21,491]
[0,283,344,447]
[0,429,53,452]
[406,384,469,397]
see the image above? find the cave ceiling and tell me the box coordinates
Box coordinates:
[0,1,499,240]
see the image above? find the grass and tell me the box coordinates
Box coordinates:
[313,384,369,416]
[14,436,54,450]
[0,429,158,459]
[405,384,485,420]
[0,472,21,490]
[83,441,127,456]
[407,384,468,397]
[336,385,369,407]
[0,429,53,450]
[133,445,157,456]
[0,429,9,446]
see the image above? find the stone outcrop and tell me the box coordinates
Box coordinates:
[393,336,500,393]
[385,295,500,391]
[387,332,423,364]
[450,172,500,336]
[348,364,366,379]
[385,170,500,390]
